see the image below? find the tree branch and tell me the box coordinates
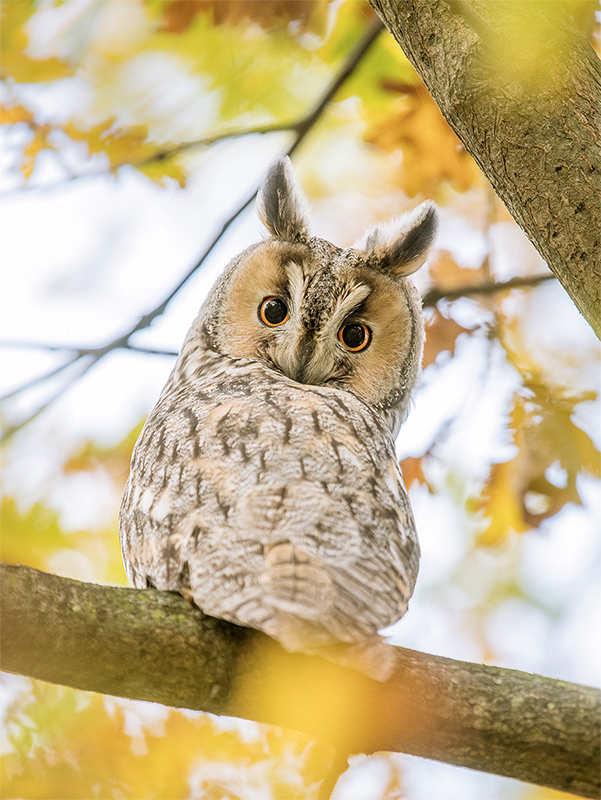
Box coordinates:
[421,272,556,307]
[1,564,599,798]
[369,0,601,338]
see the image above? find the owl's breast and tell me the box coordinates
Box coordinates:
[119,360,419,647]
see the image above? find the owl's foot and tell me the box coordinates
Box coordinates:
[179,586,196,606]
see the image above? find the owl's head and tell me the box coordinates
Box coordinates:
[198,157,438,435]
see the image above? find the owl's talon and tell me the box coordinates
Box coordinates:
[179,586,195,606]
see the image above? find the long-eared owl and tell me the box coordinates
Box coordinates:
[119,157,438,680]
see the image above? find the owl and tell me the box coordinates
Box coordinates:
[119,157,437,680]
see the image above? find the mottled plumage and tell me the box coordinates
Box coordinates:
[119,157,438,680]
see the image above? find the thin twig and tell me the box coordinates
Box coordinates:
[134,121,296,166]
[0,355,80,402]
[422,273,556,307]
[122,344,179,357]
[0,340,80,352]
[1,356,99,442]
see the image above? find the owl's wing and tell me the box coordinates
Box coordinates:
[119,368,419,657]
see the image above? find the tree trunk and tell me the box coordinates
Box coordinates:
[369,0,601,338]
[1,564,599,798]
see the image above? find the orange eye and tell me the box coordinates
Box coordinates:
[338,323,371,352]
[259,297,289,327]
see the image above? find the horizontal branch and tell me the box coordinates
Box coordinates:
[421,272,556,307]
[1,564,599,798]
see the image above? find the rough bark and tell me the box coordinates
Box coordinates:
[2,564,599,798]
[369,0,601,338]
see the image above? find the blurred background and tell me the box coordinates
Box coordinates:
[1,1,600,798]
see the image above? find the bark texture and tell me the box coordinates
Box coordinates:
[2,564,599,798]
[369,0,601,338]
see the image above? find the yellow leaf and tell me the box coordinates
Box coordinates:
[138,157,188,187]
[21,125,53,180]
[475,382,600,546]
[477,460,531,546]
[0,103,34,125]
[365,83,480,196]
[0,1,73,83]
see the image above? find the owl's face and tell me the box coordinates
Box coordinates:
[198,158,437,433]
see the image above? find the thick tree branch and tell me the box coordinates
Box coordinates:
[370,0,601,338]
[1,564,599,798]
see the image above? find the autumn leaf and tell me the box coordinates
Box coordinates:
[138,157,188,187]
[399,456,430,490]
[474,383,600,546]
[0,497,85,570]
[21,125,55,180]
[365,82,480,196]
[422,309,474,368]
[64,119,155,171]
[0,1,73,83]
[428,250,484,292]
[0,103,35,126]
[1,681,318,800]
[157,0,334,36]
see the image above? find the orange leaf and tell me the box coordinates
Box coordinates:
[365,83,480,196]
[422,310,473,368]
[474,384,600,545]
[158,0,333,35]
[428,250,483,292]
[399,456,429,490]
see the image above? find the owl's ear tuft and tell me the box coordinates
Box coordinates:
[256,156,311,240]
[355,201,438,277]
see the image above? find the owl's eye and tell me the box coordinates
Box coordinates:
[259,297,289,327]
[338,323,371,352]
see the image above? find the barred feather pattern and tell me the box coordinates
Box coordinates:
[120,348,419,656]
[119,157,436,680]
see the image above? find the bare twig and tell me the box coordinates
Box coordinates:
[0,355,80,402]
[134,122,297,166]
[422,273,556,307]
[0,340,80,353]
[1,356,99,441]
